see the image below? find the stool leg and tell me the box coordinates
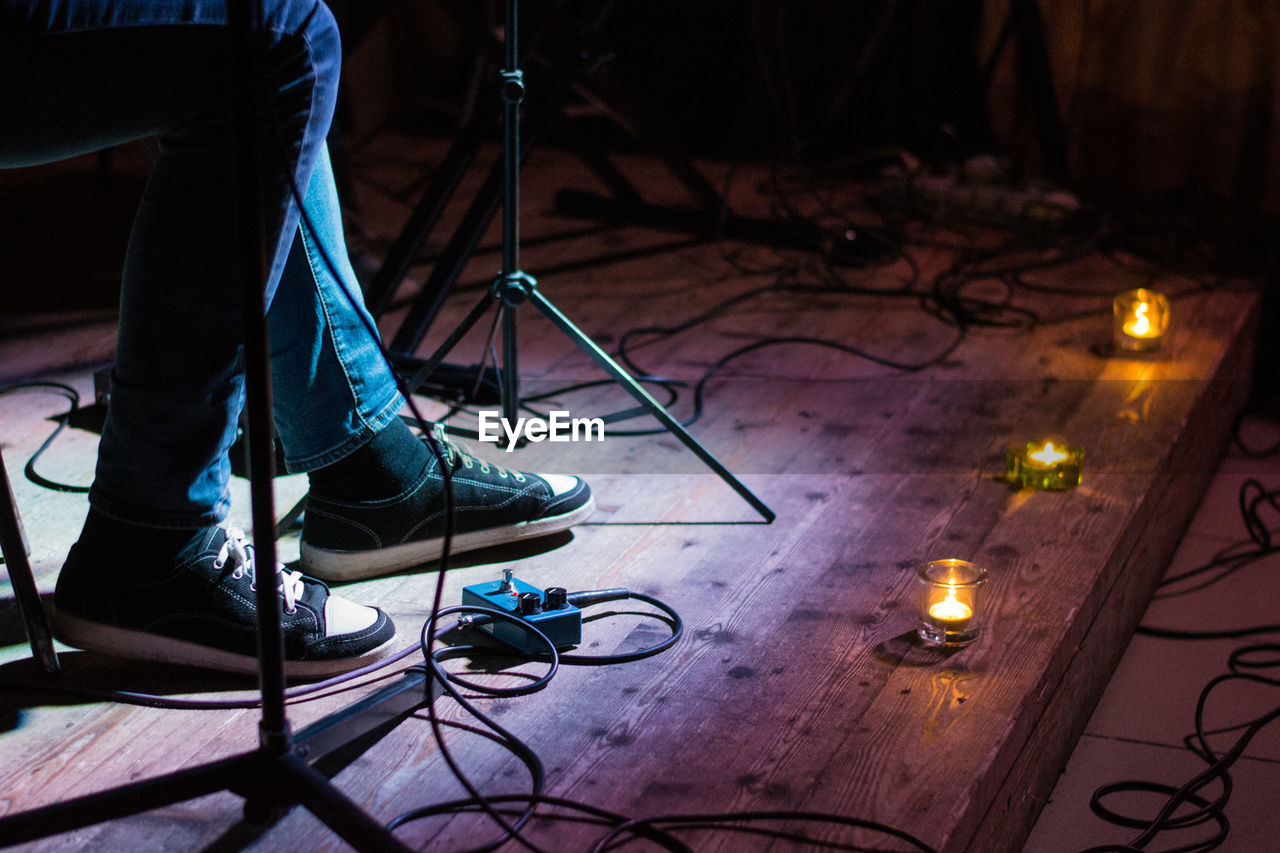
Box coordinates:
[0,450,60,676]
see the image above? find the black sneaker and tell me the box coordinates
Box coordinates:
[52,527,398,678]
[300,427,594,582]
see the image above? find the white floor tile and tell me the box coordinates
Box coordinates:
[1024,735,1280,853]
[1185,471,1280,539]
[1030,419,1280,850]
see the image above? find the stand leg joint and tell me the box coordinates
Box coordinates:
[492,270,537,306]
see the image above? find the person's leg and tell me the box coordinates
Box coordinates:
[5,0,593,659]
[1,0,396,675]
[1,0,337,526]
[266,144,404,468]
[263,139,595,583]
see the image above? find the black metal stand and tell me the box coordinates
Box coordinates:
[0,6,435,848]
[0,669,437,848]
[370,3,853,358]
[0,450,60,677]
[363,0,726,338]
[401,0,775,523]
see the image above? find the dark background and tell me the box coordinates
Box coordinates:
[4,0,1278,403]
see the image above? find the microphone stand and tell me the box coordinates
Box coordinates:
[403,0,775,523]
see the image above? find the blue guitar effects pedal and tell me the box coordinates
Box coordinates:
[461,574,582,654]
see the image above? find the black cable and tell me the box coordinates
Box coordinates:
[1085,472,1280,851]
[386,727,562,853]
[401,606,560,853]
[669,330,965,433]
[408,594,923,851]
[605,279,967,438]
[429,604,560,698]
[446,589,683,668]
[409,377,685,444]
[414,201,1233,445]
[1082,652,1280,853]
[1139,479,1280,639]
[1083,785,1227,853]
[419,274,957,442]
[558,590,682,664]
[619,819,906,852]
[389,794,691,853]
[590,188,1236,446]
[591,809,937,853]
[383,592,680,849]
[0,381,92,493]
[389,795,937,852]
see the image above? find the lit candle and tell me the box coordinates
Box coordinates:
[1113,288,1170,352]
[1005,439,1083,490]
[1027,442,1067,467]
[916,560,988,646]
[928,587,973,624]
[1123,301,1153,338]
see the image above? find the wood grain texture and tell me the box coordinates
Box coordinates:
[0,141,1261,852]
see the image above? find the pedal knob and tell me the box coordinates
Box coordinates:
[544,587,568,609]
[518,592,543,615]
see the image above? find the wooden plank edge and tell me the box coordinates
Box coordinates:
[952,296,1260,853]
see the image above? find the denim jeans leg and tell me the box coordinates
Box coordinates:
[0,0,343,528]
[268,143,404,474]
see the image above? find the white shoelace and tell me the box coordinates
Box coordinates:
[212,527,305,614]
[430,423,523,481]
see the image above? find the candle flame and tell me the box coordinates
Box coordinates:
[1124,301,1155,337]
[1029,442,1068,465]
[929,589,972,622]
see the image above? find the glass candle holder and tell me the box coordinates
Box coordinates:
[916,559,988,646]
[1005,439,1083,490]
[1113,288,1170,352]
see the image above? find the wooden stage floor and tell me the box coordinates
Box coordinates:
[0,142,1261,851]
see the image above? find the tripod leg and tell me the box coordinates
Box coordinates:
[0,450,60,675]
[501,299,519,422]
[525,288,774,522]
[364,114,489,319]
[388,152,511,354]
[573,72,724,214]
[403,290,499,395]
[0,752,259,844]
[279,753,413,853]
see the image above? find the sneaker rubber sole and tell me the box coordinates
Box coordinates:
[300,493,595,582]
[52,608,400,679]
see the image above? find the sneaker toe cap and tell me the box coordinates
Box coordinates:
[323,593,380,636]
[542,473,582,496]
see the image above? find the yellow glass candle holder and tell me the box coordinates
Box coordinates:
[1113,288,1170,352]
[916,559,988,646]
[1005,439,1083,490]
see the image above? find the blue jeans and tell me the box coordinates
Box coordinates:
[1,0,403,528]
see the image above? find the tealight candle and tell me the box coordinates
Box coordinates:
[1005,439,1083,490]
[929,591,972,623]
[916,559,988,646]
[1113,288,1170,352]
